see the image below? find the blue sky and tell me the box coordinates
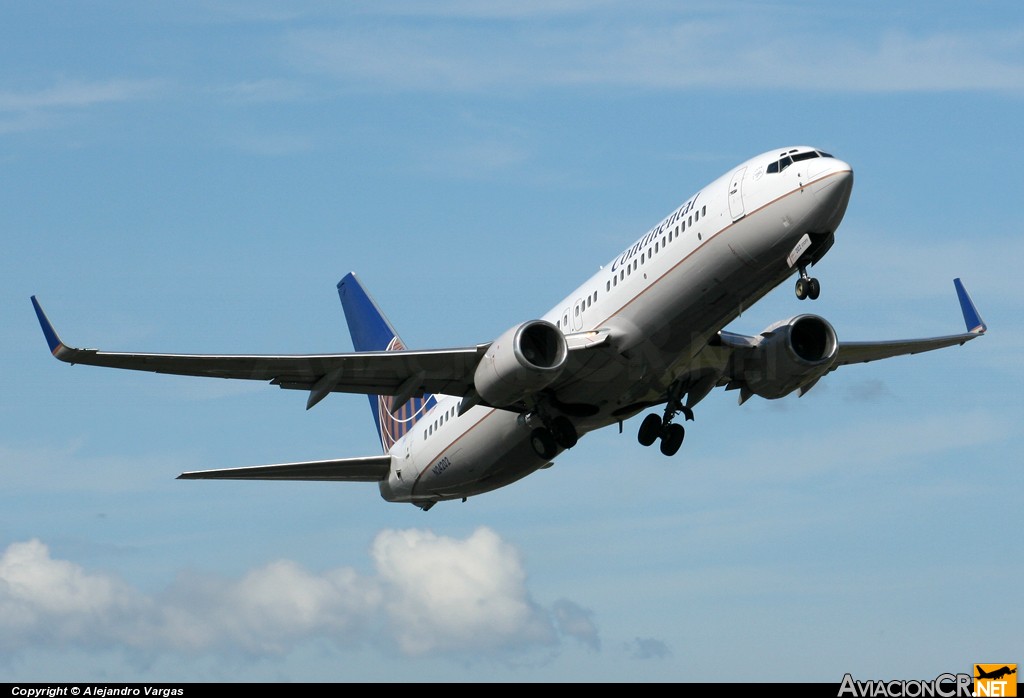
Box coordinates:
[2,1,1022,683]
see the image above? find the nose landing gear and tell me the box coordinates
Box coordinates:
[794,264,821,300]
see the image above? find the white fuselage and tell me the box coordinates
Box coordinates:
[380,147,854,506]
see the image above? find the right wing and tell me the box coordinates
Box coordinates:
[178,455,392,482]
[31,297,612,412]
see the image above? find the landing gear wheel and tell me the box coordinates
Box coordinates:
[659,423,685,457]
[638,413,662,447]
[807,277,821,300]
[550,416,578,449]
[795,277,809,300]
[530,428,557,459]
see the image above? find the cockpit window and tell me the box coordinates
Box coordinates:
[817,150,833,158]
[766,149,827,174]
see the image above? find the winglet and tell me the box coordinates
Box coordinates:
[30,296,66,355]
[953,279,986,334]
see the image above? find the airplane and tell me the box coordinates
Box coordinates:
[975,666,1017,681]
[31,145,988,510]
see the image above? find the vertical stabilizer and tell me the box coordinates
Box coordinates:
[337,273,436,453]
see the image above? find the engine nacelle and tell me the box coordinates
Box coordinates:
[474,320,568,407]
[742,314,838,400]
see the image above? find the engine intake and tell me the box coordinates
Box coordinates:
[742,314,838,400]
[474,320,568,407]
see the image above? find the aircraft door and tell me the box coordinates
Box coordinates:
[572,299,584,331]
[728,166,747,221]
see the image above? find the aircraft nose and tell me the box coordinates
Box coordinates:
[809,160,853,231]
[811,159,852,197]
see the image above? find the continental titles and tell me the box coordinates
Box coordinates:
[610,193,700,273]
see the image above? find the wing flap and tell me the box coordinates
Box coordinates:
[177,455,392,482]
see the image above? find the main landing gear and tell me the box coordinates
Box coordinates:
[794,264,821,301]
[637,389,694,457]
[529,415,578,460]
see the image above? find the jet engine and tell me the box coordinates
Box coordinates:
[474,320,568,407]
[739,314,838,399]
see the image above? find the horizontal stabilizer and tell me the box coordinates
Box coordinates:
[178,454,391,482]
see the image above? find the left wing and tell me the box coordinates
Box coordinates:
[699,278,986,406]
[831,278,986,367]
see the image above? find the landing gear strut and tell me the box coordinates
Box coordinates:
[637,383,695,457]
[794,264,821,300]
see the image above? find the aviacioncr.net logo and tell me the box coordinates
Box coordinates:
[838,673,973,697]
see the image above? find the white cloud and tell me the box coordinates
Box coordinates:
[713,408,1010,486]
[372,527,555,655]
[0,540,148,649]
[0,80,161,113]
[215,79,307,104]
[0,527,573,661]
[552,598,600,650]
[626,636,670,660]
[283,12,1024,94]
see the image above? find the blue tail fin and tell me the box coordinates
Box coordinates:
[337,273,436,453]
